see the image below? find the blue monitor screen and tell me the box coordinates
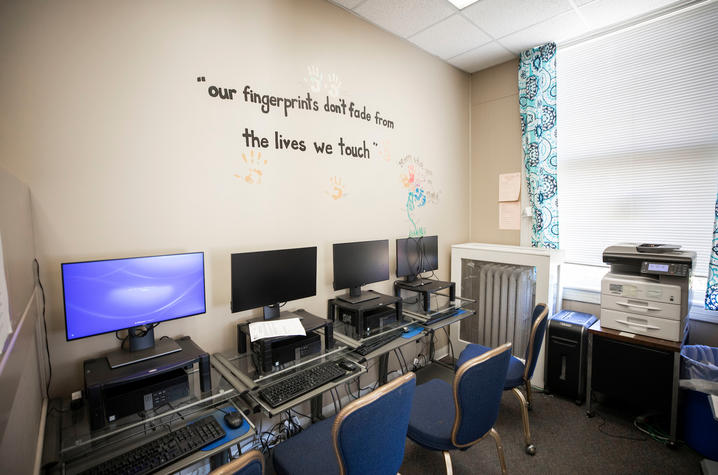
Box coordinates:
[62,252,206,341]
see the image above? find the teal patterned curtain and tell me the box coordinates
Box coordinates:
[519,42,559,249]
[707,192,718,310]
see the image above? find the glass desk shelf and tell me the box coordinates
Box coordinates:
[402,295,476,330]
[215,341,366,417]
[45,362,253,475]
[330,315,421,350]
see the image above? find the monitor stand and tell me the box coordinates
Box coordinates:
[402,275,429,287]
[336,286,380,304]
[106,326,181,369]
[263,303,281,320]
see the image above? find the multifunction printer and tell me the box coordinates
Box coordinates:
[600,244,696,342]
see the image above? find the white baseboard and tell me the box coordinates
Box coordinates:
[33,397,48,475]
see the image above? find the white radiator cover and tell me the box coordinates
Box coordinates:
[451,243,563,388]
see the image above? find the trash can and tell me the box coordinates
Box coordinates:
[680,345,718,460]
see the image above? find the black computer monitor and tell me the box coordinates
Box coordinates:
[231,246,317,320]
[333,239,389,303]
[396,235,438,284]
[61,252,206,368]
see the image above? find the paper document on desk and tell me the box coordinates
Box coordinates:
[249,318,306,342]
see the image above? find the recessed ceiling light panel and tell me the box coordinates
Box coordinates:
[447,0,480,10]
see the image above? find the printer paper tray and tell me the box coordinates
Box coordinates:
[601,294,681,321]
[600,309,682,341]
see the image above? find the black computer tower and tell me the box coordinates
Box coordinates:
[84,337,210,430]
[336,305,397,339]
[546,311,597,404]
[251,331,322,373]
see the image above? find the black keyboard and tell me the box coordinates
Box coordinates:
[258,361,346,408]
[424,308,465,326]
[354,329,403,356]
[80,415,225,475]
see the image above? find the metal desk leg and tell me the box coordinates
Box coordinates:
[311,395,323,421]
[429,329,436,362]
[669,350,680,447]
[209,449,230,469]
[586,333,594,417]
[378,353,389,386]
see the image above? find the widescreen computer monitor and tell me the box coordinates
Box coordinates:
[62,252,206,368]
[231,246,317,320]
[333,239,389,303]
[396,235,438,284]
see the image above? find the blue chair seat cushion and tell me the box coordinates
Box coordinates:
[456,344,526,389]
[407,379,457,451]
[272,416,339,475]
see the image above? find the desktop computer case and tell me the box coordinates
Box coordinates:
[252,331,322,373]
[337,305,397,339]
[85,337,211,430]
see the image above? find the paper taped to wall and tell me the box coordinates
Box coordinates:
[249,318,306,342]
[499,201,521,230]
[0,234,12,353]
[498,172,521,202]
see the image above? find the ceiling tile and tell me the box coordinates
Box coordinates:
[327,0,366,9]
[353,0,457,38]
[447,41,516,73]
[498,9,589,53]
[578,0,684,30]
[462,0,573,39]
[409,14,492,59]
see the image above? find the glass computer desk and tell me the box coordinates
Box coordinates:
[212,337,368,419]
[329,289,476,385]
[42,294,475,474]
[42,347,255,475]
[212,292,474,420]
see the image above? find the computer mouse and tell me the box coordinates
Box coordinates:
[402,326,410,333]
[223,411,243,429]
[338,359,358,372]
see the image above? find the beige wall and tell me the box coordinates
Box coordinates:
[469,59,522,244]
[0,0,470,394]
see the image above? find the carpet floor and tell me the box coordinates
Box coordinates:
[264,363,703,474]
[397,363,702,474]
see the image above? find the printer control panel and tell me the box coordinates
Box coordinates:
[640,261,689,277]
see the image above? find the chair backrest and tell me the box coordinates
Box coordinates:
[451,342,512,448]
[332,372,416,475]
[522,303,549,380]
[208,449,264,475]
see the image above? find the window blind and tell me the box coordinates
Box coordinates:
[557,1,718,289]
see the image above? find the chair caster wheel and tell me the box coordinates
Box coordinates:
[666,441,677,449]
[526,444,536,455]
[586,410,595,418]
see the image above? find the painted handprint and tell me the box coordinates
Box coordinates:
[325,176,346,200]
[401,164,416,187]
[378,141,391,163]
[324,73,342,97]
[234,150,267,184]
[305,65,323,93]
[410,186,427,208]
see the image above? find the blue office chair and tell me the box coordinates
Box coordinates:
[456,302,549,455]
[407,342,512,475]
[272,372,416,475]
[209,449,264,475]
